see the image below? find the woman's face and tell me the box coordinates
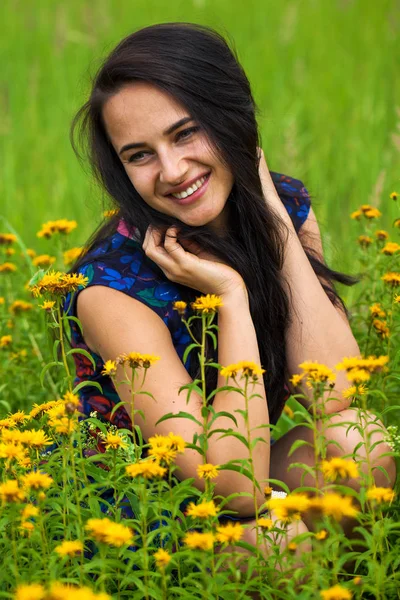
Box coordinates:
[102,82,234,229]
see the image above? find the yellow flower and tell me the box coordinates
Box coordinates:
[315,529,328,540]
[85,518,133,547]
[167,432,186,452]
[350,210,362,220]
[101,360,117,377]
[289,373,304,387]
[381,242,400,255]
[186,500,219,518]
[6,247,15,256]
[63,247,84,266]
[287,541,297,552]
[394,218,400,228]
[30,270,89,297]
[63,390,80,410]
[50,416,77,435]
[220,363,240,378]
[298,361,336,385]
[30,399,64,419]
[22,472,53,490]
[395,294,400,304]
[154,548,172,569]
[54,540,84,557]
[366,486,396,504]
[197,463,220,480]
[369,303,386,318]
[357,235,372,249]
[257,517,273,529]
[336,355,388,374]
[375,230,389,240]
[117,351,160,369]
[0,233,17,245]
[191,294,223,314]
[267,494,310,522]
[390,191,398,201]
[0,297,4,305]
[10,410,29,425]
[264,486,273,498]
[237,360,265,378]
[0,443,27,462]
[320,458,359,481]
[14,583,46,600]
[0,417,16,429]
[372,319,390,339]
[381,272,400,287]
[345,368,371,384]
[364,208,381,219]
[342,384,368,399]
[103,209,119,218]
[32,254,56,268]
[183,531,215,550]
[39,300,56,311]
[21,504,39,520]
[147,444,177,465]
[283,404,294,418]
[360,204,373,213]
[0,262,17,273]
[308,493,359,521]
[126,460,167,479]
[0,334,12,348]
[147,432,185,464]
[104,432,127,451]
[320,584,352,600]
[173,300,187,315]
[26,248,36,259]
[9,300,33,315]
[0,479,25,502]
[21,521,35,533]
[21,429,53,449]
[47,583,111,600]
[37,219,78,238]
[215,522,244,544]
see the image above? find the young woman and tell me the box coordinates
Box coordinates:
[66,23,395,555]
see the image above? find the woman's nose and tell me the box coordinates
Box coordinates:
[158,151,188,185]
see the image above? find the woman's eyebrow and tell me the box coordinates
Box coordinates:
[118,117,194,155]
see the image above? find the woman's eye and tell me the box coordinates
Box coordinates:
[128,151,149,163]
[176,126,200,141]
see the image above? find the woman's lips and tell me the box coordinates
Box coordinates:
[168,173,211,206]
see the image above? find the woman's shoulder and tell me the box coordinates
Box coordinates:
[270,171,312,232]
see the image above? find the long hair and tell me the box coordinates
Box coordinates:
[70,23,356,425]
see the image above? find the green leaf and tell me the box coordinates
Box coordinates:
[287,438,313,457]
[110,400,126,419]
[183,342,199,364]
[205,329,217,350]
[156,411,202,428]
[39,361,64,387]
[63,315,84,335]
[66,347,96,370]
[208,410,238,427]
[52,339,60,361]
[72,380,103,395]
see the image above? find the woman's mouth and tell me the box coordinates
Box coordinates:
[168,173,211,205]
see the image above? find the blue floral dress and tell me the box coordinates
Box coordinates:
[64,171,311,530]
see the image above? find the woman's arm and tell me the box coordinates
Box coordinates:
[258,151,360,413]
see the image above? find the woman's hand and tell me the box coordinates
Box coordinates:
[257,147,289,219]
[142,225,246,298]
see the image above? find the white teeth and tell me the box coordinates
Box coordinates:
[171,175,207,199]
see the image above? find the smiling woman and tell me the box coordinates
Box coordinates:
[65,22,395,569]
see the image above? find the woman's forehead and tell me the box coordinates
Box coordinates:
[102,82,189,144]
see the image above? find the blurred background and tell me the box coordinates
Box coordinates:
[1,0,399,283]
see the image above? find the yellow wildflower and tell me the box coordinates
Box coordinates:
[0,479,25,502]
[360,204,373,213]
[381,242,400,255]
[394,218,400,228]
[288,541,297,552]
[342,384,368,399]
[153,548,172,569]
[104,209,119,218]
[101,360,117,377]
[126,460,167,479]
[298,361,336,385]
[50,416,77,435]
[215,522,244,544]
[369,303,386,318]
[315,529,328,540]
[14,583,46,600]
[117,351,160,369]
[364,208,381,219]
[173,300,187,315]
[267,493,310,522]
[350,210,362,220]
[308,493,359,521]
[104,432,127,451]
[257,517,273,529]
[366,486,396,504]
[39,300,56,311]
[283,404,294,418]
[320,458,359,481]
[336,355,388,374]
[197,463,220,480]
[167,432,186,452]
[375,230,389,240]
[191,294,223,314]
[1,335,12,348]
[381,272,400,287]
[9,300,33,314]
[0,297,4,304]
[85,517,133,547]
[0,262,17,272]
[372,319,390,339]
[10,410,29,425]
[390,191,398,201]
[183,531,215,550]
[63,390,80,409]
[63,247,84,266]
[21,504,39,520]
[32,254,56,268]
[22,471,53,490]
[395,294,400,304]
[289,373,304,387]
[357,235,372,249]
[220,363,240,378]
[0,417,16,429]
[26,248,36,259]
[0,233,17,245]
[237,360,265,378]
[20,521,35,533]
[320,584,352,600]
[37,219,77,238]
[186,500,219,518]
[264,486,274,498]
[30,271,89,297]
[30,399,63,419]
[0,443,27,463]
[6,248,15,256]
[54,540,84,557]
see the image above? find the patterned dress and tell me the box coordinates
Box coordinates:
[63,171,311,531]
